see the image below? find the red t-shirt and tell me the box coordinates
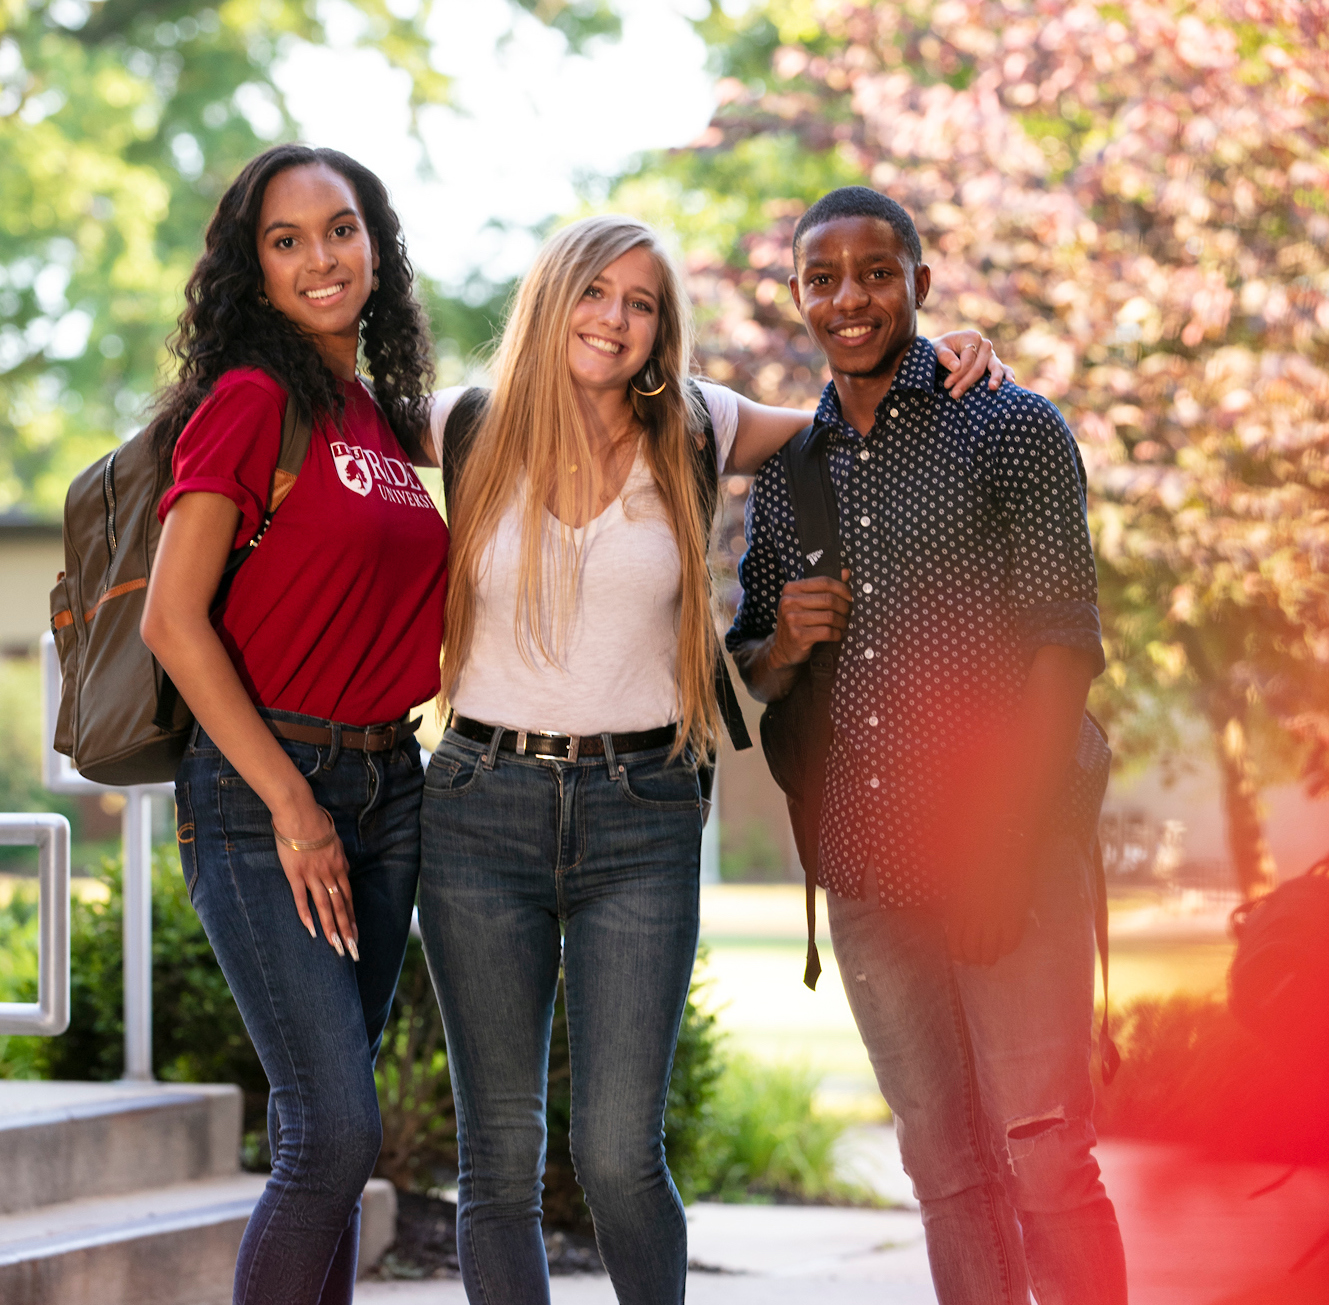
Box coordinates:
[158,368,448,726]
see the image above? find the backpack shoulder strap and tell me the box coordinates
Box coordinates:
[778,421,841,990]
[686,378,751,754]
[780,422,841,581]
[269,395,313,513]
[213,392,312,598]
[440,387,490,518]
[685,378,720,525]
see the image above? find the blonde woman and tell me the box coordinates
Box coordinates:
[416,215,1008,1305]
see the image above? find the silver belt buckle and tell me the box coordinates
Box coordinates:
[536,728,578,762]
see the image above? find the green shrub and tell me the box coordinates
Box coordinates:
[1094,994,1329,1163]
[689,1056,869,1204]
[0,881,44,1078]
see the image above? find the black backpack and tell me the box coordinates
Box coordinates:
[438,385,753,758]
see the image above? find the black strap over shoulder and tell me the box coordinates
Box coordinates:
[438,381,752,754]
[758,421,842,989]
[685,379,752,754]
[440,386,490,515]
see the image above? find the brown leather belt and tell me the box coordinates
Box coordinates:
[449,713,676,761]
[266,715,422,753]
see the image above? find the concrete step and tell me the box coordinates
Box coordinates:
[0,1173,398,1305]
[0,1081,242,1212]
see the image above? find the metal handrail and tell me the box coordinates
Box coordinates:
[41,631,170,1079]
[0,812,71,1036]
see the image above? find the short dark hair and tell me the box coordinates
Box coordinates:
[792,186,922,269]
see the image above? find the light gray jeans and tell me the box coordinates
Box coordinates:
[827,836,1128,1305]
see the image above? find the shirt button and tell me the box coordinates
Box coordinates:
[864,648,874,659]
[869,777,880,789]
[859,449,870,461]
[862,582,873,594]
[860,516,870,527]
[869,715,878,726]
[889,407,899,418]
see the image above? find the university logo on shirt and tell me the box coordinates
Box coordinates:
[333,444,374,497]
[329,440,435,510]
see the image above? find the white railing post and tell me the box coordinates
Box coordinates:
[0,813,71,1036]
[40,631,173,1079]
[122,789,154,1081]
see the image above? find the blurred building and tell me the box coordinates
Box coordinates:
[0,510,62,657]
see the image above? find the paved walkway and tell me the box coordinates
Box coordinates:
[356,1132,1329,1304]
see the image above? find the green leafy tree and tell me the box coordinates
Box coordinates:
[608,0,1329,897]
[0,0,613,516]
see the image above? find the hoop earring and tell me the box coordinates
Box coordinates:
[630,361,667,397]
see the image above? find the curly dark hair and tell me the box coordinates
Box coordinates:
[147,144,434,461]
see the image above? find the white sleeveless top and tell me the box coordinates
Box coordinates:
[428,383,739,735]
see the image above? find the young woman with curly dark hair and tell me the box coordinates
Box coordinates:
[140,144,446,1305]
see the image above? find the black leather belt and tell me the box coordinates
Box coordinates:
[266,715,421,752]
[449,713,676,761]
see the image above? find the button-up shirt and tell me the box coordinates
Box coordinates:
[726,337,1105,907]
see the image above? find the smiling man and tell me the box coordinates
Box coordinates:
[727,187,1128,1304]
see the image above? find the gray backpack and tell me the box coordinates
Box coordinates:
[49,395,311,785]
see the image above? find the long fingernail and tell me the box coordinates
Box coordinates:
[347,937,360,963]
[331,935,345,958]
[307,922,317,938]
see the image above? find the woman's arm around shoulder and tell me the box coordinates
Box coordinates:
[717,330,1015,476]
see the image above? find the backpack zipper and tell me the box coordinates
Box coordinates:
[102,452,118,564]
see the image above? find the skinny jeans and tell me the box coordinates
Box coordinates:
[418,726,702,1305]
[828,834,1128,1305]
[176,711,421,1305]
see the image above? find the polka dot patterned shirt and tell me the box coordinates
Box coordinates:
[726,337,1105,908]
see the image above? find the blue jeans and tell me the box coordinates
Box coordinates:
[175,711,421,1305]
[827,835,1128,1305]
[418,727,702,1305]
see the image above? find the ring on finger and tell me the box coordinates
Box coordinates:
[327,884,340,897]
[962,342,978,353]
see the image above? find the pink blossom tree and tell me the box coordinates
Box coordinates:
[620,0,1329,896]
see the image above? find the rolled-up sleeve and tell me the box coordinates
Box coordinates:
[157,378,284,549]
[983,394,1105,676]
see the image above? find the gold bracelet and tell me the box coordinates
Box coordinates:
[273,805,336,852]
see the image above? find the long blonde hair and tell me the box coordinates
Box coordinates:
[442,215,721,759]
